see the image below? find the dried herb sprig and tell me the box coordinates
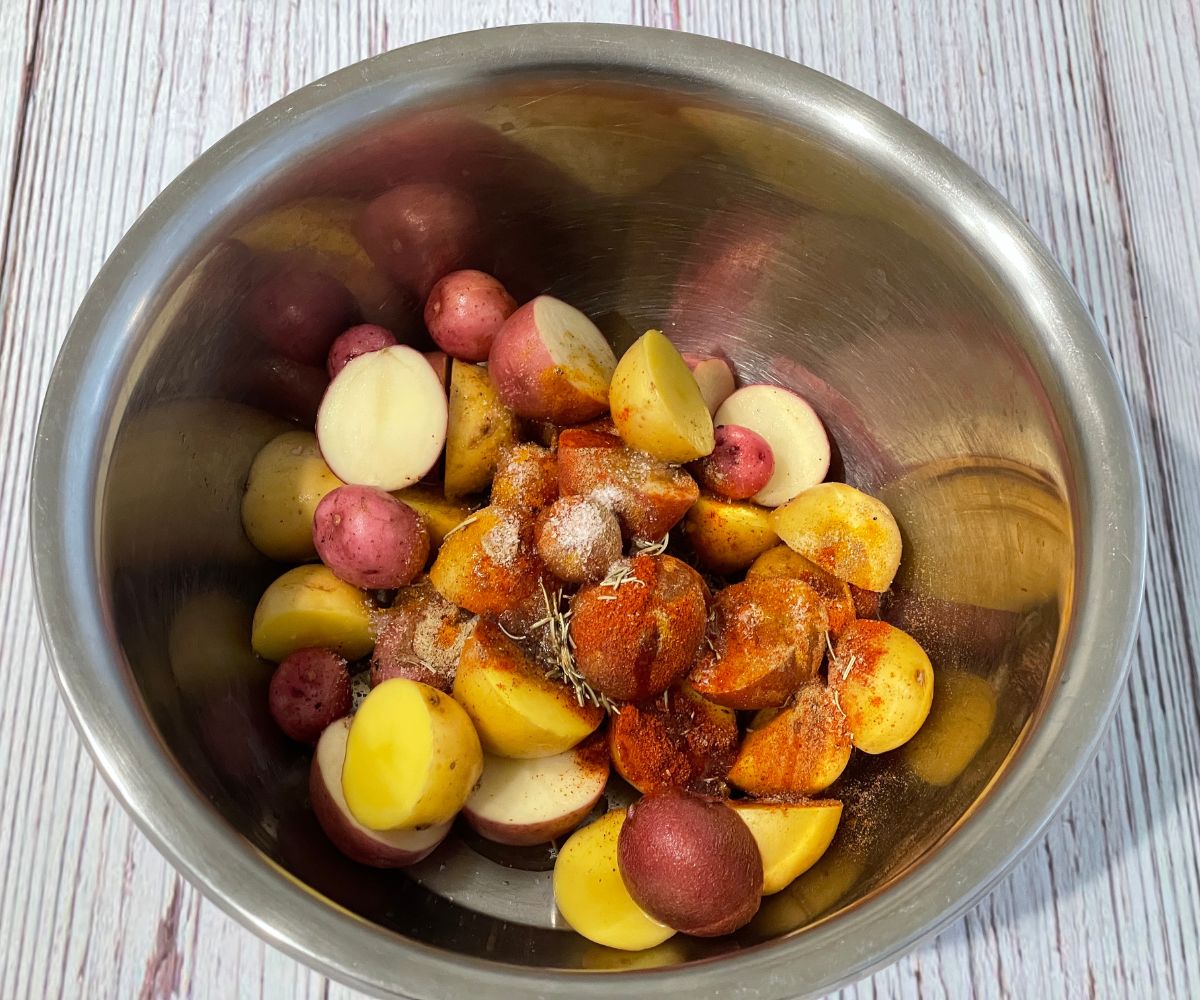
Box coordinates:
[532,579,619,714]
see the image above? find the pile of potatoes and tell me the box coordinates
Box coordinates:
[238,249,941,950]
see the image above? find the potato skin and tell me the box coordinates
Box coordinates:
[691,424,774,500]
[268,647,352,743]
[327,323,396,378]
[241,430,343,562]
[617,790,762,936]
[313,485,429,590]
[681,493,777,577]
[690,578,828,709]
[571,555,708,702]
[487,296,615,424]
[424,269,516,361]
[242,264,359,366]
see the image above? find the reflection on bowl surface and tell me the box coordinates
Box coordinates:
[33,24,1143,1000]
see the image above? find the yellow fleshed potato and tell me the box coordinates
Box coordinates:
[553,811,676,951]
[241,431,344,561]
[770,482,902,592]
[452,621,603,757]
[682,493,777,575]
[251,565,373,662]
[444,362,518,498]
[730,800,843,895]
[830,620,934,754]
[609,330,715,463]
[727,685,852,797]
[390,485,472,550]
[902,669,997,785]
[342,679,482,830]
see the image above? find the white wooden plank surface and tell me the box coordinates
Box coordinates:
[1,1,1197,997]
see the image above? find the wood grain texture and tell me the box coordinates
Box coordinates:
[1,1,1196,998]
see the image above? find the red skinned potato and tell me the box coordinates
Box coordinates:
[327,324,397,379]
[243,265,360,367]
[313,486,429,590]
[369,580,472,693]
[356,182,483,300]
[424,269,516,362]
[310,718,452,867]
[463,739,610,846]
[488,296,617,424]
[691,424,775,500]
[316,344,448,490]
[618,790,763,937]
[268,647,352,743]
[715,385,830,507]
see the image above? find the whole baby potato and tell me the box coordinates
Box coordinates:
[424,269,517,361]
[617,789,763,936]
[268,647,352,743]
[313,485,429,590]
[535,496,623,584]
[243,265,360,366]
[691,424,775,500]
[327,323,397,378]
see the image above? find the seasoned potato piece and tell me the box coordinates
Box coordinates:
[747,545,856,638]
[690,578,828,709]
[444,361,518,498]
[251,565,373,663]
[728,684,852,797]
[428,506,543,616]
[682,493,777,576]
[770,482,901,592]
[369,579,473,692]
[609,684,738,795]
[558,426,699,541]
[491,442,559,511]
[571,555,708,703]
[452,620,603,758]
[829,620,934,754]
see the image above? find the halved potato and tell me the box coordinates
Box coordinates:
[444,361,518,498]
[452,620,603,758]
[747,545,856,637]
[770,482,901,592]
[390,485,473,550]
[341,678,482,830]
[730,800,843,894]
[251,565,373,662]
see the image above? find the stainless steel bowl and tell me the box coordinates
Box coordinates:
[31,24,1145,999]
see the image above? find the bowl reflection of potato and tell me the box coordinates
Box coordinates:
[903,669,998,787]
